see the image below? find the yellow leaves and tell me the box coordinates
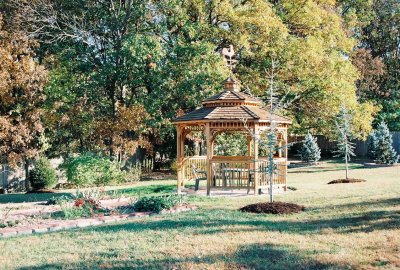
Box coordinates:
[351,102,378,140]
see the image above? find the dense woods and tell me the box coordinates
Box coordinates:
[0,0,399,166]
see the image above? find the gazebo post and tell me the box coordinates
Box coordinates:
[253,123,259,195]
[176,125,186,194]
[246,135,252,155]
[176,125,182,194]
[205,123,212,196]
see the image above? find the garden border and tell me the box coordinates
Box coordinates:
[0,205,197,238]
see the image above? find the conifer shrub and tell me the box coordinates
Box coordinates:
[299,134,321,163]
[29,158,57,190]
[369,122,399,164]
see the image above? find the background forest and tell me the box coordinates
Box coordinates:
[0,0,399,169]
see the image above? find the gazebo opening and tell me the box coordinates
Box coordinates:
[172,77,291,196]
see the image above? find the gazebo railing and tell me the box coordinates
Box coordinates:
[182,156,207,181]
[182,156,287,190]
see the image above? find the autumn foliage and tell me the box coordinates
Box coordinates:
[0,15,47,167]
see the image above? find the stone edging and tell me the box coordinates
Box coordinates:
[0,205,197,238]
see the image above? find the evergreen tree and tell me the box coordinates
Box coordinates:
[374,122,399,164]
[367,131,378,160]
[300,134,321,163]
[335,105,356,180]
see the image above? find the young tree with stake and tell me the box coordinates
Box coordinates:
[335,105,356,180]
[243,59,296,203]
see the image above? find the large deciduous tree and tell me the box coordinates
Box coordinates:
[8,0,379,161]
[0,14,47,184]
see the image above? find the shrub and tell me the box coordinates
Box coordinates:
[372,122,399,164]
[64,153,125,187]
[133,195,185,213]
[54,190,104,219]
[299,134,321,163]
[29,158,57,190]
[367,131,378,160]
[122,163,142,183]
[46,195,73,205]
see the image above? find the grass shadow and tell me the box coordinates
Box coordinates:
[17,243,341,270]
[0,192,72,204]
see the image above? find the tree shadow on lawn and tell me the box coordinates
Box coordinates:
[0,192,72,204]
[288,164,367,174]
[112,183,195,197]
[86,205,400,236]
[17,243,341,270]
[312,197,400,211]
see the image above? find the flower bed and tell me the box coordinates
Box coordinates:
[0,196,196,238]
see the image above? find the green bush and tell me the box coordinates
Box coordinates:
[64,153,126,187]
[133,195,185,213]
[29,158,57,190]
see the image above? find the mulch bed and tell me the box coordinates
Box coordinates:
[327,179,366,184]
[240,202,305,215]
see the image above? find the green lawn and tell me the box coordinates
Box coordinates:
[0,160,399,269]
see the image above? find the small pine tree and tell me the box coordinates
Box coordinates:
[335,105,355,180]
[29,158,57,190]
[300,133,321,163]
[374,122,399,164]
[367,130,378,160]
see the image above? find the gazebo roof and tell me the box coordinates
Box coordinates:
[172,78,292,124]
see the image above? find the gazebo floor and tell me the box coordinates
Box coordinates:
[180,187,286,197]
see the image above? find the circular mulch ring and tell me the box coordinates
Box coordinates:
[240,202,305,215]
[327,179,366,184]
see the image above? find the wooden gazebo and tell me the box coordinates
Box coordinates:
[172,78,292,195]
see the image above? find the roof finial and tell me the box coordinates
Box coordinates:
[221,45,237,74]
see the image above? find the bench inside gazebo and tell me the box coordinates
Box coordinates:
[172,77,292,196]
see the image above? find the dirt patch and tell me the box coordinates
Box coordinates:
[327,179,366,184]
[240,202,305,215]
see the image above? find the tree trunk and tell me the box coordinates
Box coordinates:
[24,158,30,192]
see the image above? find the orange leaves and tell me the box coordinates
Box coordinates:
[0,16,47,167]
[94,104,150,157]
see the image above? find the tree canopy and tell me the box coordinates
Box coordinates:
[2,0,396,163]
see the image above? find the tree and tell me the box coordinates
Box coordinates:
[335,105,356,180]
[340,0,400,130]
[9,0,228,161]
[367,131,378,160]
[244,58,292,203]
[372,122,399,164]
[300,134,321,163]
[0,14,48,189]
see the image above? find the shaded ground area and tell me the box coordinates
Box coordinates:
[240,202,305,214]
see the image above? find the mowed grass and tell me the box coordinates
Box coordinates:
[0,160,399,270]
